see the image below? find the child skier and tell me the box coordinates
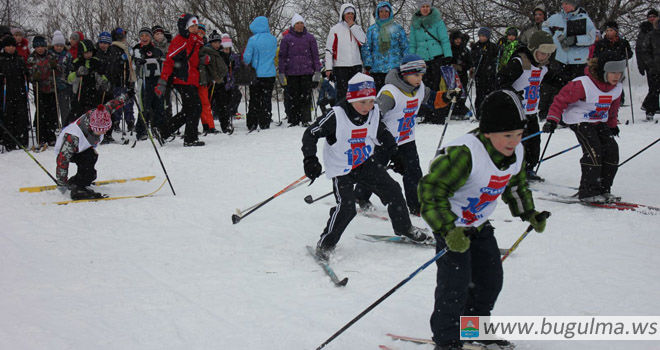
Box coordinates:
[55,91,133,200]
[301,73,430,259]
[419,89,548,350]
[354,54,460,216]
[543,51,624,203]
[497,30,556,181]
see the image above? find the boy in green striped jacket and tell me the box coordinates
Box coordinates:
[418,90,549,350]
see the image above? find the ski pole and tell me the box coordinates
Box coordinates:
[534,133,552,173]
[538,144,580,163]
[2,77,6,113]
[25,76,35,147]
[618,137,659,168]
[521,130,542,142]
[501,211,551,262]
[304,191,333,204]
[0,122,58,184]
[35,81,40,147]
[133,95,177,196]
[232,174,311,224]
[77,77,83,101]
[316,247,449,350]
[52,70,62,130]
[275,83,281,126]
[434,96,458,156]
[624,46,634,124]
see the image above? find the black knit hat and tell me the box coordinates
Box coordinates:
[139,27,153,37]
[604,21,618,32]
[152,25,165,35]
[2,35,17,48]
[32,35,47,48]
[479,90,527,133]
[648,9,659,17]
[79,39,95,54]
[208,30,222,43]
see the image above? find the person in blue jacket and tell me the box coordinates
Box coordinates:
[244,16,277,131]
[361,1,408,91]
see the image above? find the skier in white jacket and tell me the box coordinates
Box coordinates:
[325,3,367,104]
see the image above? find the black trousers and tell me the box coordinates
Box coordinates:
[286,75,313,126]
[136,77,165,138]
[333,65,362,105]
[247,77,275,130]
[431,223,503,346]
[212,86,234,133]
[318,158,412,249]
[69,148,98,187]
[419,56,447,123]
[642,73,660,115]
[34,92,58,144]
[160,85,201,143]
[522,113,541,172]
[474,76,496,119]
[354,141,423,214]
[371,72,387,92]
[0,89,29,149]
[570,122,619,197]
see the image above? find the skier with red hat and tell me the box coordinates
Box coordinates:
[55,91,134,200]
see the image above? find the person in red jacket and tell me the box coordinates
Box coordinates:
[69,31,84,59]
[155,13,206,147]
[12,28,29,63]
[543,51,624,203]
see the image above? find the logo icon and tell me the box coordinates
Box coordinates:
[460,174,511,224]
[460,316,480,338]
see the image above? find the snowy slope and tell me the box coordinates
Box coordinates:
[1,65,658,350]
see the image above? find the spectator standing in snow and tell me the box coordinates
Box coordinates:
[0,35,29,150]
[50,30,74,127]
[69,31,84,59]
[361,1,408,91]
[470,27,498,118]
[12,28,29,63]
[496,27,519,71]
[278,14,321,127]
[449,30,472,118]
[324,3,367,104]
[133,27,167,141]
[637,9,660,121]
[27,35,60,146]
[106,27,136,134]
[244,16,277,131]
[519,4,547,46]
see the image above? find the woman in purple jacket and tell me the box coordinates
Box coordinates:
[278,14,322,126]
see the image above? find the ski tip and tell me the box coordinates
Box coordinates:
[304,195,314,204]
[231,214,242,224]
[337,277,349,287]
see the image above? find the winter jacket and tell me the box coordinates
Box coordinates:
[409,7,452,62]
[49,48,73,90]
[68,31,84,59]
[470,40,498,82]
[639,25,660,75]
[324,3,367,70]
[27,51,58,93]
[547,66,621,128]
[16,37,29,63]
[0,51,29,116]
[519,23,543,46]
[592,35,633,61]
[67,56,109,97]
[132,42,164,80]
[497,46,545,90]
[376,68,446,114]
[219,50,242,90]
[278,26,321,76]
[497,31,519,70]
[450,31,472,81]
[361,2,408,73]
[199,45,227,85]
[153,38,169,57]
[636,22,655,74]
[105,41,136,88]
[419,130,534,235]
[161,14,204,86]
[243,16,277,78]
[542,7,596,65]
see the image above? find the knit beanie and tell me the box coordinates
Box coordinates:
[649,9,659,17]
[479,90,527,133]
[11,27,24,35]
[416,0,431,7]
[52,30,66,46]
[80,39,95,54]
[198,23,206,32]
[221,34,232,48]
[478,27,492,40]
[291,13,305,27]
[89,105,113,134]
[98,31,112,44]
[399,54,427,76]
[139,27,153,37]
[505,27,518,37]
[346,73,377,103]
[1,35,17,48]
[604,21,618,32]
[111,27,126,41]
[152,25,165,35]
[32,35,47,48]
[209,30,222,43]
[186,16,199,29]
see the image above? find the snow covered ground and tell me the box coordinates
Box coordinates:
[1,65,658,350]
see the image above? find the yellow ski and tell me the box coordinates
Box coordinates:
[49,179,167,205]
[20,175,156,193]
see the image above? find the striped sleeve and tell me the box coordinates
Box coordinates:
[418,145,472,235]
[501,162,536,218]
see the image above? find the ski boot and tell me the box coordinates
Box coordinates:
[579,194,607,204]
[183,140,205,147]
[397,225,431,243]
[70,185,106,200]
[357,199,376,212]
[434,341,463,350]
[467,339,515,349]
[315,244,334,261]
[601,192,621,203]
[526,170,544,182]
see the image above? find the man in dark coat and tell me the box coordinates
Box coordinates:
[450,30,472,118]
[637,9,660,121]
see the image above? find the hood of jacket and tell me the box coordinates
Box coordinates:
[412,7,442,29]
[373,2,393,21]
[177,13,195,37]
[384,68,419,95]
[250,16,271,34]
[339,3,357,23]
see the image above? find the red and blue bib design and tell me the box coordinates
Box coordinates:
[584,95,613,121]
[344,128,372,169]
[460,174,511,225]
[396,99,418,143]
[523,70,542,113]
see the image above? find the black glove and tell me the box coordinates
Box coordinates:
[126,87,136,100]
[134,57,147,66]
[389,153,406,175]
[303,156,322,180]
[610,126,620,137]
[543,120,557,134]
[440,56,453,66]
[443,88,462,102]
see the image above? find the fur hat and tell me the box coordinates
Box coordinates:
[648,9,659,17]
[479,90,527,133]
[32,35,47,48]
[346,73,377,103]
[52,30,66,46]
[89,105,112,134]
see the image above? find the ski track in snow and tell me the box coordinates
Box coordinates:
[1,61,658,349]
